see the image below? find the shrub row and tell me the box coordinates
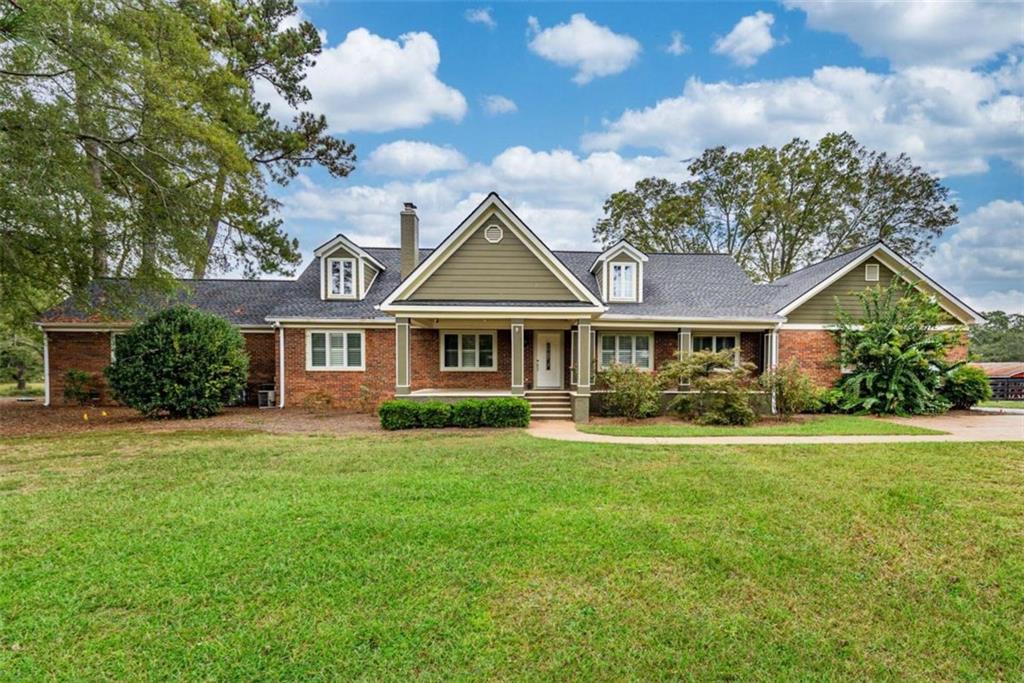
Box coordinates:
[379,397,530,430]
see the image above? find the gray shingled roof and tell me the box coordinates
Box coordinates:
[44,240,882,324]
[764,243,878,312]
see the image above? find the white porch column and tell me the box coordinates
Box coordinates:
[395,317,411,396]
[511,319,525,395]
[42,330,50,407]
[677,327,692,360]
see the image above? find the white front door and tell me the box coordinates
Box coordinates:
[534,331,563,389]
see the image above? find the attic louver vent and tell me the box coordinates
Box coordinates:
[484,224,504,244]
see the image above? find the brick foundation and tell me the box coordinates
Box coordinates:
[280,327,395,411]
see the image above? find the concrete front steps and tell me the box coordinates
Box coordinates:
[526,390,572,420]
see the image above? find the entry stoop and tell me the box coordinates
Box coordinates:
[525,390,573,420]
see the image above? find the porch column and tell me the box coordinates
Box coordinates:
[395,317,411,396]
[677,327,692,360]
[573,319,592,423]
[511,319,525,395]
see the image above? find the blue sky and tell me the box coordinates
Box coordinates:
[261,1,1023,313]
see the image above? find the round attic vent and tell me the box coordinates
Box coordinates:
[484,224,504,244]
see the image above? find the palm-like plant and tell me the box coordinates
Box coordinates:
[832,280,963,415]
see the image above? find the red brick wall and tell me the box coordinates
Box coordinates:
[947,331,969,362]
[740,332,764,372]
[280,327,395,411]
[778,329,840,387]
[243,333,276,399]
[411,329,512,391]
[47,331,113,404]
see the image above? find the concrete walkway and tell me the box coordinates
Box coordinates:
[528,412,1024,446]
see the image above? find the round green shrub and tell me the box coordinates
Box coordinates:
[378,399,420,430]
[450,399,483,428]
[942,365,992,409]
[419,401,452,428]
[480,397,530,428]
[105,306,248,418]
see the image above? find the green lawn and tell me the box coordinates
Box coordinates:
[0,382,43,398]
[2,431,1022,680]
[979,400,1024,410]
[579,414,945,437]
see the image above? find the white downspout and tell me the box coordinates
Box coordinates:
[276,323,285,408]
[42,330,50,407]
[769,323,781,414]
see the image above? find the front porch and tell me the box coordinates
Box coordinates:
[393,317,781,422]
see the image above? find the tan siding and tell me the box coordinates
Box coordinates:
[787,258,897,323]
[408,213,579,301]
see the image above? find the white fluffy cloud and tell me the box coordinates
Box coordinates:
[712,11,779,67]
[784,0,1023,68]
[583,63,1023,177]
[527,14,641,85]
[465,7,496,29]
[256,28,466,133]
[366,141,468,177]
[666,31,689,56]
[281,146,686,249]
[925,200,1024,314]
[481,94,518,115]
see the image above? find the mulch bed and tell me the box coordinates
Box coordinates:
[587,414,818,428]
[0,400,382,439]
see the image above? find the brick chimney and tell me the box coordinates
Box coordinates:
[400,202,419,280]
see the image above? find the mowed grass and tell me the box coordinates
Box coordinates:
[1,431,1022,681]
[580,414,945,437]
[0,383,43,398]
[980,400,1024,410]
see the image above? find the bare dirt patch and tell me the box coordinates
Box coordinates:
[0,401,382,439]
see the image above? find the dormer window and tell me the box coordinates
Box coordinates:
[611,263,636,300]
[329,258,356,298]
[591,240,647,303]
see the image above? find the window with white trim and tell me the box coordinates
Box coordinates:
[110,331,125,361]
[308,330,364,370]
[865,263,880,282]
[599,333,652,370]
[692,335,739,363]
[442,332,495,370]
[328,258,355,297]
[610,262,637,300]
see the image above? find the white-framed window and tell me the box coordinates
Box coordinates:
[441,332,496,371]
[610,262,637,300]
[865,263,880,282]
[692,334,739,364]
[328,258,356,297]
[598,333,652,370]
[307,330,364,370]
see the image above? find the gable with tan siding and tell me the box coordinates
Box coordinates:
[786,258,897,323]
[406,212,582,302]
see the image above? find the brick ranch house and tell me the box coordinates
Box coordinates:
[39,192,980,421]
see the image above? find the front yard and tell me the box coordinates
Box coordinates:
[2,430,1022,680]
[579,414,946,437]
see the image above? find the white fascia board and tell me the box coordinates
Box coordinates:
[266,316,396,326]
[589,240,649,272]
[382,194,603,308]
[36,322,134,331]
[596,315,782,325]
[313,233,386,271]
[380,306,603,320]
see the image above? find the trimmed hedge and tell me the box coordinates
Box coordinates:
[480,397,531,428]
[378,399,420,430]
[418,401,452,428]
[450,399,484,428]
[377,397,530,430]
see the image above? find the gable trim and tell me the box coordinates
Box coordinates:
[381,193,604,309]
[589,240,648,272]
[313,233,386,271]
[775,243,982,324]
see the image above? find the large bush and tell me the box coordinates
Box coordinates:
[664,350,757,426]
[942,365,992,409]
[418,401,452,428]
[757,360,818,419]
[480,397,531,428]
[832,281,964,415]
[597,364,661,419]
[105,306,248,418]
